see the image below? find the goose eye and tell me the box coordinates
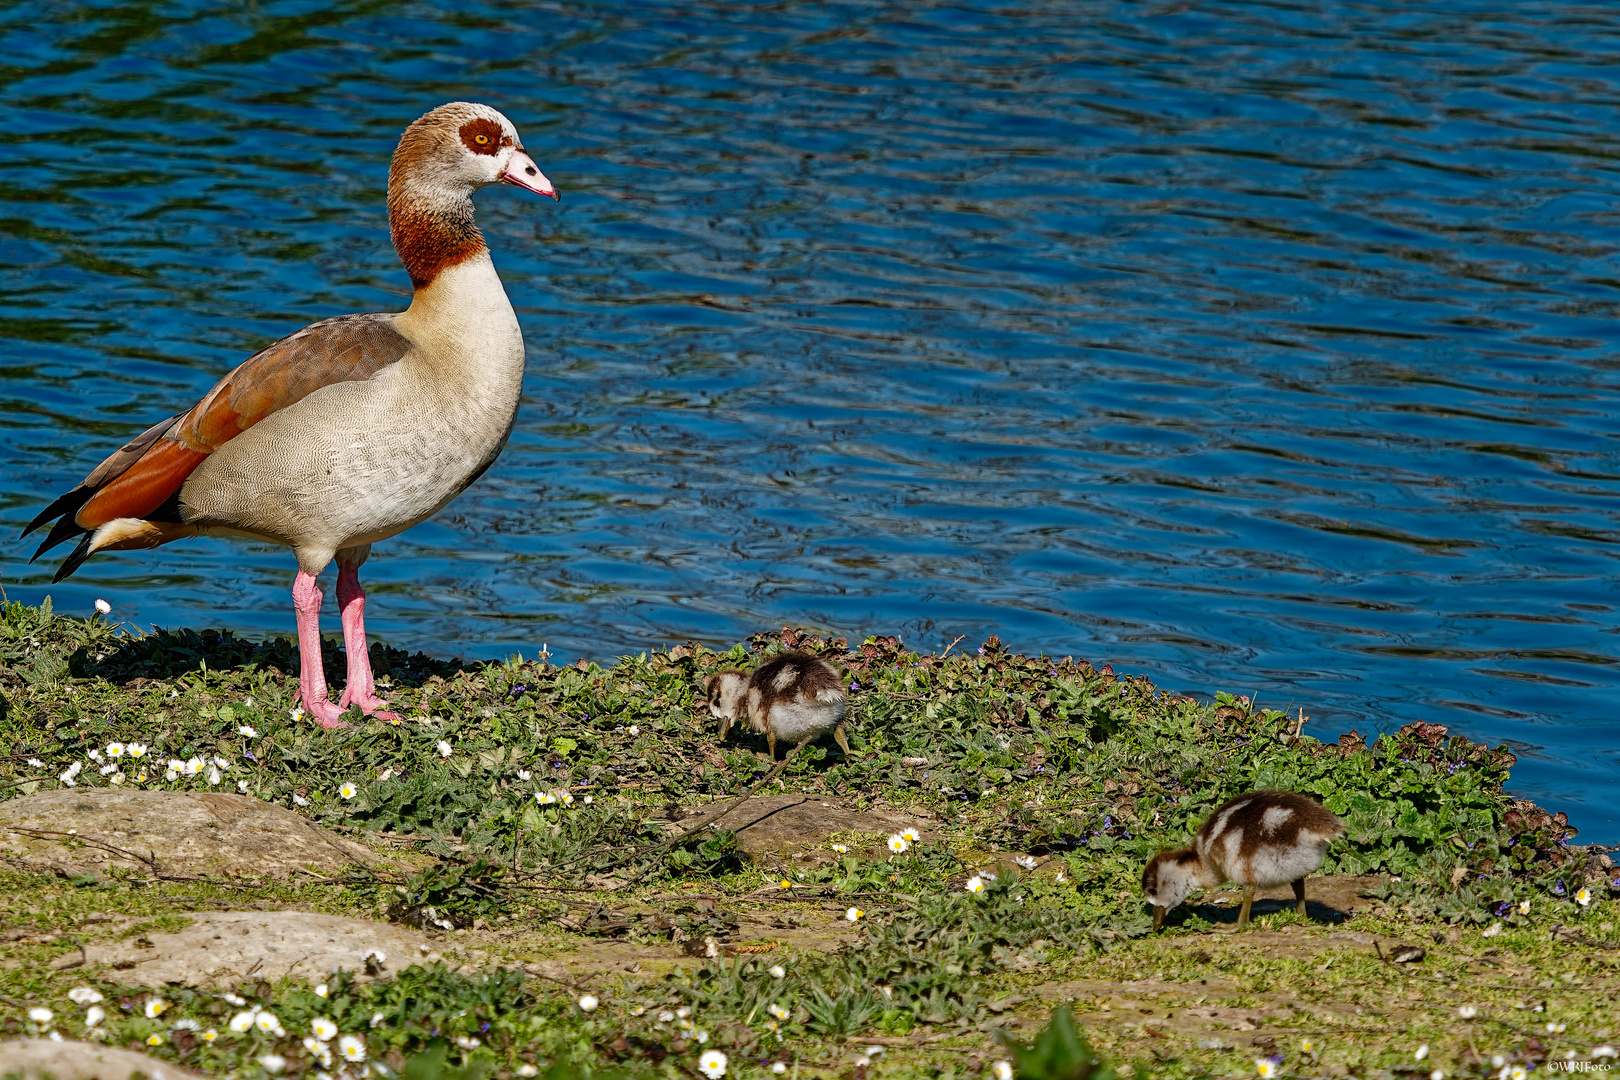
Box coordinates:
[475,134,489,145]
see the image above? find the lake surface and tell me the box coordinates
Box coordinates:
[2,0,1619,841]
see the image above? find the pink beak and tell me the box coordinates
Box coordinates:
[501,149,558,200]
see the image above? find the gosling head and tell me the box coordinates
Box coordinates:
[1142,848,1203,931]
[703,670,749,739]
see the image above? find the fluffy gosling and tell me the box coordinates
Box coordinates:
[1142,790,1345,930]
[704,650,851,760]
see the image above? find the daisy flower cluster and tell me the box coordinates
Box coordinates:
[965,872,998,894]
[300,1015,369,1070]
[647,1005,711,1050]
[885,826,922,854]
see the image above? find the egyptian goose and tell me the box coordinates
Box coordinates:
[1142,790,1345,930]
[20,102,557,728]
[704,651,852,760]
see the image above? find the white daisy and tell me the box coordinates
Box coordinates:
[68,987,103,1006]
[312,1018,338,1041]
[769,964,786,979]
[845,907,863,922]
[966,875,986,894]
[340,782,357,800]
[437,740,453,758]
[578,995,599,1012]
[339,1034,367,1062]
[887,833,910,853]
[698,1050,728,1078]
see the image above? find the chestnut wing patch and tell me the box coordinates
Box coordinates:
[24,313,410,575]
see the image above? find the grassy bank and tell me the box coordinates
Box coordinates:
[1,598,1616,1079]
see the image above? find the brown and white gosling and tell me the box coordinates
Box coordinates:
[1142,790,1345,930]
[704,651,851,760]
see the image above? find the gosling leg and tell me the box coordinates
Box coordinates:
[833,723,852,757]
[1237,884,1255,927]
[1292,877,1307,917]
[766,731,777,760]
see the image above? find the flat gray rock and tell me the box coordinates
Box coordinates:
[0,1038,200,1079]
[65,909,478,988]
[0,790,392,881]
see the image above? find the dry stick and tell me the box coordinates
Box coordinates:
[1550,923,1620,950]
[598,745,806,885]
[9,827,235,887]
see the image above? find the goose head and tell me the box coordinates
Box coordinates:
[1142,847,1203,930]
[391,101,556,202]
[704,670,750,739]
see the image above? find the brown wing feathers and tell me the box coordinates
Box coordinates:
[21,314,409,581]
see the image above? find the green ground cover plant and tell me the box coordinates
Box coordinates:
[1,600,1615,1079]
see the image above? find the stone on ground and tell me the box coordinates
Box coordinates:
[0,790,393,881]
[0,1037,200,1079]
[68,910,475,988]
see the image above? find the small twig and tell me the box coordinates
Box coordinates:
[1551,923,1620,950]
[940,636,966,658]
[562,747,806,885]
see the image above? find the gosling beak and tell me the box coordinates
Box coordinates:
[501,149,558,200]
[1153,905,1167,932]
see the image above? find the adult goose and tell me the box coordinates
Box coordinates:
[21,102,557,728]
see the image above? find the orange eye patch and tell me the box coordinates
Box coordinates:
[458,118,505,156]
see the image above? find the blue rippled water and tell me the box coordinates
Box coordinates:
[2,1,1618,840]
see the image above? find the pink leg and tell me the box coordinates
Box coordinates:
[293,571,349,729]
[336,562,400,720]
